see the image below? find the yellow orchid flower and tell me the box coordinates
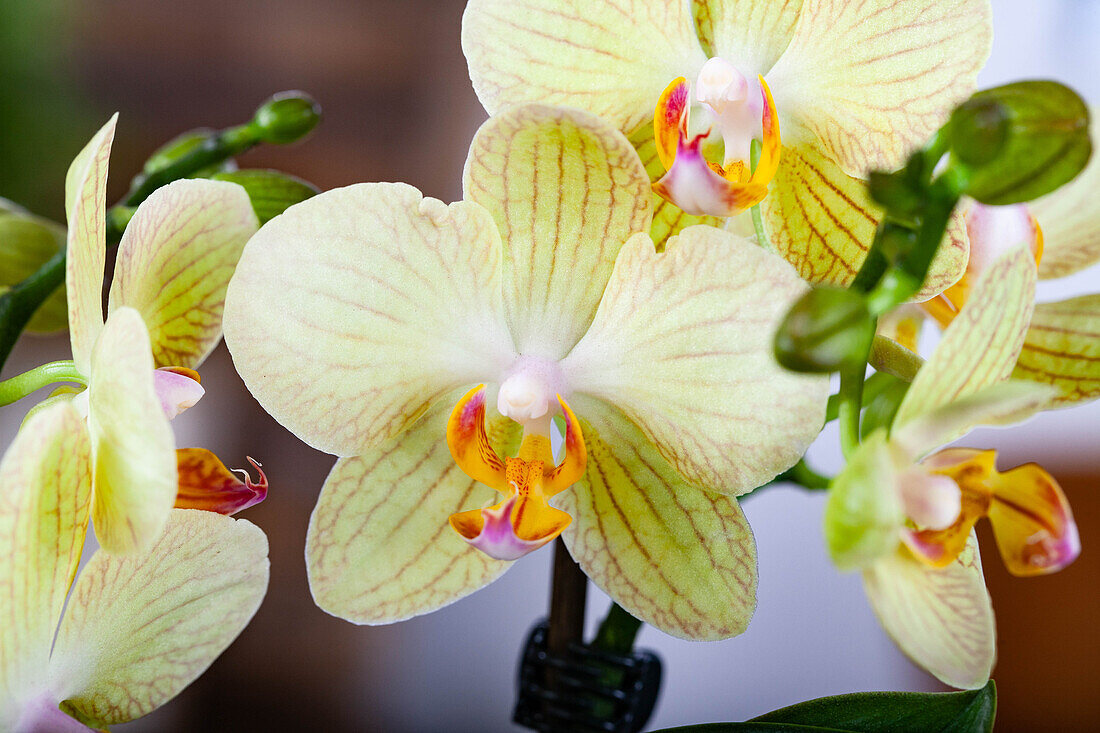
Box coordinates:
[826,244,1079,688]
[36,116,263,554]
[462,0,987,295]
[223,104,829,640]
[915,109,1100,406]
[0,402,269,731]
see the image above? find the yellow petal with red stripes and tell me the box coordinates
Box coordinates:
[446,385,510,494]
[174,448,267,516]
[986,462,1079,577]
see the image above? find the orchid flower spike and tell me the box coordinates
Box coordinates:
[826,244,1079,689]
[462,0,989,295]
[48,116,264,554]
[224,104,829,640]
[0,403,269,731]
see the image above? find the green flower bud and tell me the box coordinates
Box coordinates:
[774,287,876,373]
[252,92,321,145]
[949,97,1010,167]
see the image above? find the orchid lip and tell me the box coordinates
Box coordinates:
[450,494,566,561]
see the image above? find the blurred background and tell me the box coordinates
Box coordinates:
[0,0,1097,730]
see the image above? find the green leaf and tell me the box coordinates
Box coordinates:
[650,681,996,733]
[211,169,319,224]
[0,212,67,333]
[953,81,1092,205]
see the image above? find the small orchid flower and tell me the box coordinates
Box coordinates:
[826,244,1079,688]
[224,104,828,640]
[53,116,264,554]
[462,0,987,294]
[0,402,269,732]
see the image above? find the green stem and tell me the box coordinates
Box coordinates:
[837,365,864,459]
[0,360,85,406]
[825,370,900,423]
[591,602,643,656]
[749,139,770,250]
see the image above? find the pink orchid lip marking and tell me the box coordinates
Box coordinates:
[451,494,563,562]
[153,366,205,420]
[174,448,268,515]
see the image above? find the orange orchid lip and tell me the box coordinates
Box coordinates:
[445,384,586,560]
[650,75,780,217]
[174,448,268,515]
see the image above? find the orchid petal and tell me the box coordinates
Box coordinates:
[108,179,259,369]
[628,124,723,250]
[895,246,1037,427]
[64,115,116,374]
[862,534,995,690]
[767,0,991,176]
[1032,109,1100,279]
[174,448,267,516]
[87,307,177,555]
[306,407,521,624]
[823,430,905,571]
[224,182,514,457]
[558,398,757,641]
[0,404,90,720]
[760,145,967,298]
[563,227,828,494]
[0,212,68,333]
[893,381,1056,460]
[463,0,706,136]
[462,104,652,358]
[691,0,802,74]
[152,367,205,420]
[987,462,1079,577]
[1013,295,1100,406]
[48,509,268,727]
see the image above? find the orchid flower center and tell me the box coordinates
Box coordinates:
[496,355,567,434]
[446,384,587,561]
[695,57,764,168]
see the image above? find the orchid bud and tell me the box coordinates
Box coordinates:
[252,92,322,144]
[774,287,875,373]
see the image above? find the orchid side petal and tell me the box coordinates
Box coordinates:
[108,179,259,369]
[654,77,690,171]
[557,398,757,641]
[87,308,177,555]
[174,448,267,516]
[0,404,90,720]
[48,509,268,727]
[544,395,586,495]
[64,115,117,374]
[767,0,991,176]
[987,462,1079,577]
[306,407,522,624]
[862,533,995,690]
[446,385,510,493]
[1032,107,1100,279]
[691,0,802,74]
[463,104,652,358]
[563,227,829,494]
[224,182,514,457]
[760,144,968,297]
[463,0,707,135]
[1013,295,1100,406]
[896,246,1037,428]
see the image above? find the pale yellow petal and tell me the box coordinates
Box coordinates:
[563,227,828,495]
[223,182,514,457]
[692,0,802,75]
[629,124,723,251]
[1032,109,1100,279]
[1013,295,1100,406]
[558,398,757,641]
[463,0,706,135]
[895,246,1036,427]
[108,179,259,369]
[761,145,966,298]
[65,115,117,373]
[463,104,652,357]
[49,509,268,727]
[862,535,995,690]
[767,0,991,175]
[88,307,177,555]
[306,408,521,624]
[0,404,90,718]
